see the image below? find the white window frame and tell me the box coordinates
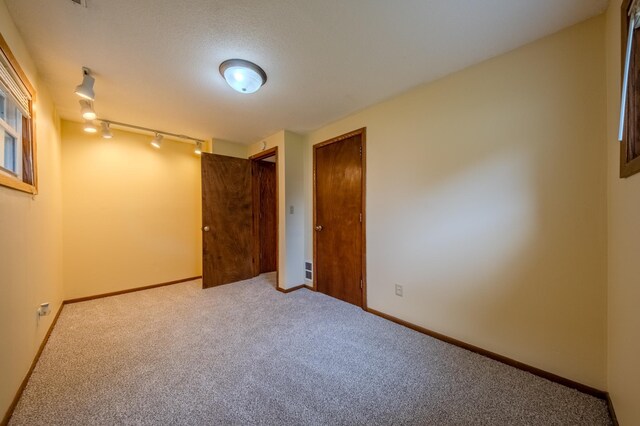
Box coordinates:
[619,0,640,141]
[0,91,23,178]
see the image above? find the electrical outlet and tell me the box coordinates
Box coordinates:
[289,206,294,214]
[395,284,403,297]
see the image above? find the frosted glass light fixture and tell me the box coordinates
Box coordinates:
[83,119,97,133]
[150,133,163,148]
[75,67,95,101]
[219,59,267,94]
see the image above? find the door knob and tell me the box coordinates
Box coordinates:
[202,226,210,232]
[315,225,323,231]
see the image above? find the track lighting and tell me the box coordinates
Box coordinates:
[94,119,205,152]
[150,133,163,149]
[73,66,207,152]
[79,100,96,120]
[101,122,112,139]
[75,67,95,101]
[219,59,267,94]
[83,120,97,133]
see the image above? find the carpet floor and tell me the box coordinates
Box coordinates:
[10,273,611,425]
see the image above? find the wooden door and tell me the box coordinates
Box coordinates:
[257,161,277,273]
[201,153,254,288]
[314,129,365,307]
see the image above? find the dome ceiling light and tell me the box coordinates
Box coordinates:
[219,59,267,94]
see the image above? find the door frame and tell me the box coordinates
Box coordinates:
[249,146,279,286]
[312,128,367,309]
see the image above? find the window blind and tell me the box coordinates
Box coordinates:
[0,49,31,118]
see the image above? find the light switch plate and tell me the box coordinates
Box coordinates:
[395,284,403,297]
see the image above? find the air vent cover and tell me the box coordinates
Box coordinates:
[305,261,312,280]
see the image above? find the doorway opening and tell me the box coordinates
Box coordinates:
[200,147,279,289]
[250,148,278,286]
[313,128,366,308]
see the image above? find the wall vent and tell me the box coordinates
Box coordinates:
[305,261,312,280]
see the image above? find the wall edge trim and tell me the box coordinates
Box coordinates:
[365,307,608,400]
[64,276,202,304]
[276,283,306,293]
[1,303,64,426]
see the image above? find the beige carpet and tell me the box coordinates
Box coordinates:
[10,273,611,425]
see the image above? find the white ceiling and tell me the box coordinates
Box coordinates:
[5,0,608,144]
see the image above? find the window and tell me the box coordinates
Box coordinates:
[620,0,640,178]
[0,33,36,194]
[0,89,23,177]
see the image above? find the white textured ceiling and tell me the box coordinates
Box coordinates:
[5,0,608,144]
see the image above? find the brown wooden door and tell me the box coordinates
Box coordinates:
[201,153,254,288]
[314,130,365,307]
[257,161,277,273]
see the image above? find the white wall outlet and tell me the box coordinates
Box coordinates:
[395,284,403,297]
[289,206,294,214]
[37,302,51,316]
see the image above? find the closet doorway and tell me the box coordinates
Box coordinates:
[250,148,278,277]
[313,128,366,308]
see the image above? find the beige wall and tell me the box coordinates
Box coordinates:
[61,121,202,299]
[0,1,64,419]
[605,1,640,424]
[2,2,632,421]
[211,138,247,158]
[284,131,306,286]
[304,16,608,389]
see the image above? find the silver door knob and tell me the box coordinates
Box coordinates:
[315,225,323,231]
[202,226,210,232]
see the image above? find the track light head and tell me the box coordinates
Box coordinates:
[151,133,163,149]
[101,122,113,139]
[79,99,96,120]
[194,141,202,155]
[75,67,95,101]
[83,119,97,133]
